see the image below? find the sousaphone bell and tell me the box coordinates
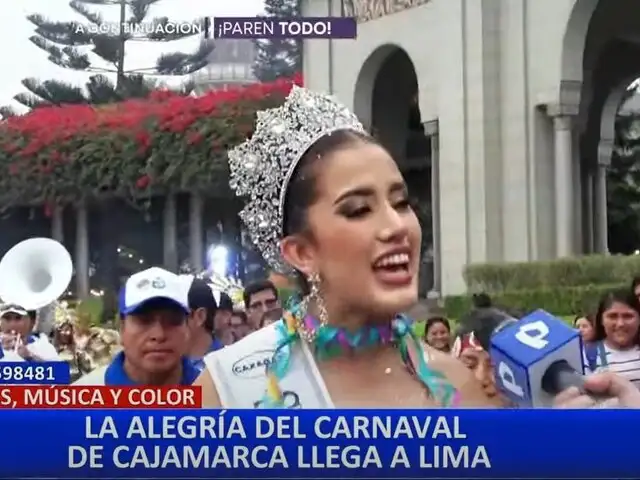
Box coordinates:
[0,237,73,310]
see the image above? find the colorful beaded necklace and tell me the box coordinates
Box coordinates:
[259,303,460,408]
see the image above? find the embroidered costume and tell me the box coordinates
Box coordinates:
[51,301,91,382]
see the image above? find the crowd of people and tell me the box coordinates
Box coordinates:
[418,285,640,399]
[1,85,640,408]
[0,269,283,384]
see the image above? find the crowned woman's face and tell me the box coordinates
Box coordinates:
[287,141,421,319]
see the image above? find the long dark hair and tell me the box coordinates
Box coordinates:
[593,289,640,342]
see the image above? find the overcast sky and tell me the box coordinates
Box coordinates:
[1,0,264,112]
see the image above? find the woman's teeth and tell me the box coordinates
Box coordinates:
[374,253,410,268]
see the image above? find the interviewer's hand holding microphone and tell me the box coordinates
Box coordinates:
[481,310,640,408]
[553,371,640,407]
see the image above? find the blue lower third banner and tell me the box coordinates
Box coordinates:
[0,409,636,478]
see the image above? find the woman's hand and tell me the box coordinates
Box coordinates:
[553,372,640,408]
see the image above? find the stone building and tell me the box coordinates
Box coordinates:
[303,0,638,294]
[192,39,257,93]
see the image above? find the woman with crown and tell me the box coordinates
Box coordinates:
[193,87,638,409]
[191,87,506,408]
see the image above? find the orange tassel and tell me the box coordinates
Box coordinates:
[266,373,282,402]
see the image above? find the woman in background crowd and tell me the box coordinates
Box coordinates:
[584,289,640,389]
[574,314,595,346]
[424,316,452,353]
[631,276,640,300]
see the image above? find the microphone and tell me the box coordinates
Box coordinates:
[488,309,585,407]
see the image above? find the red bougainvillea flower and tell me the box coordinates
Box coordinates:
[135,174,150,189]
[0,75,303,206]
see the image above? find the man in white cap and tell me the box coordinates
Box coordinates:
[74,267,199,385]
[0,304,60,362]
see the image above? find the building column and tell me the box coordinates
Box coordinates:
[75,202,89,298]
[594,138,612,254]
[583,167,594,252]
[552,115,574,257]
[424,119,441,293]
[572,132,583,253]
[189,193,204,271]
[163,194,178,272]
[51,205,64,243]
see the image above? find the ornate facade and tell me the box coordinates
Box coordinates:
[303,0,637,293]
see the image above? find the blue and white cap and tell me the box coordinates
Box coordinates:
[119,267,189,316]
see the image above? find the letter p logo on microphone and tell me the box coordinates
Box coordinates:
[490,310,581,407]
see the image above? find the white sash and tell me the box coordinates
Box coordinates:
[203,322,334,408]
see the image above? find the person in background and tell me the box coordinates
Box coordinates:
[423,316,451,353]
[631,276,640,300]
[471,293,492,309]
[52,304,89,382]
[213,291,234,337]
[243,280,280,330]
[584,289,640,389]
[452,307,515,407]
[0,304,60,362]
[574,314,595,346]
[229,310,251,340]
[183,277,223,369]
[74,267,199,385]
[79,327,122,373]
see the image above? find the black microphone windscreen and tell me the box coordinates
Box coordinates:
[457,307,516,350]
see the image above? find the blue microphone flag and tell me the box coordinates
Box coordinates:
[490,309,582,407]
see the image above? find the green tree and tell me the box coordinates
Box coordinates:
[252,0,302,82]
[0,107,17,120]
[608,109,640,253]
[10,0,212,109]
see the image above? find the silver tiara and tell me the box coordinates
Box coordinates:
[228,86,367,271]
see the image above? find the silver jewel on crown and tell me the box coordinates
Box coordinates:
[227,86,367,272]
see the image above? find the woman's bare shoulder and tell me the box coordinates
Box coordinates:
[193,369,222,408]
[423,344,505,408]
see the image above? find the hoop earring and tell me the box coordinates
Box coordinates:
[298,272,328,341]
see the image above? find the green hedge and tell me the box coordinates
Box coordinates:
[443,283,623,319]
[464,255,640,292]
